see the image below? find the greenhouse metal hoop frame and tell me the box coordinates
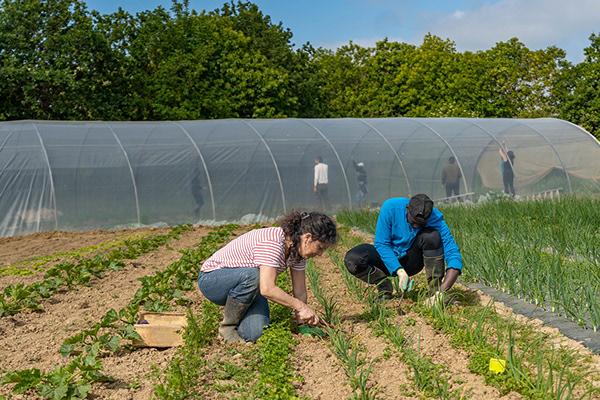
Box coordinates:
[3,117,599,230]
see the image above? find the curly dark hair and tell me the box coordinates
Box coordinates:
[278,210,337,262]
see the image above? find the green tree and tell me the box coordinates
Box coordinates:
[558,33,600,139]
[128,0,298,119]
[0,0,130,120]
[475,38,566,118]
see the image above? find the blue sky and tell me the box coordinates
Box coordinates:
[86,0,600,63]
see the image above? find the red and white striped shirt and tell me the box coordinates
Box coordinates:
[201,227,306,274]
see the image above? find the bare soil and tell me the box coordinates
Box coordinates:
[0,228,167,290]
[0,227,210,399]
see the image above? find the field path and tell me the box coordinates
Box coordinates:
[312,254,417,399]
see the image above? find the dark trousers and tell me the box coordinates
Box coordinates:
[503,171,515,196]
[445,181,460,197]
[344,228,444,290]
[315,183,329,211]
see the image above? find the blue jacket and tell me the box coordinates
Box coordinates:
[374,197,463,275]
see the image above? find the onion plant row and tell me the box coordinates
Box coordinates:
[340,228,599,400]
[337,197,600,331]
[419,296,599,399]
[324,246,465,400]
[0,225,192,318]
[1,225,237,400]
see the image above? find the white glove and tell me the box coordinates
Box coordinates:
[425,291,444,307]
[397,269,410,291]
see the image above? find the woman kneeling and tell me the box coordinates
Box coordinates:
[198,211,337,343]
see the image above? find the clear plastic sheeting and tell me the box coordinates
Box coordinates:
[0,118,599,236]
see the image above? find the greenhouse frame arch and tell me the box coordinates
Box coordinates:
[1,118,599,236]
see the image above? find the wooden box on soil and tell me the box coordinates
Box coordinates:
[133,311,187,347]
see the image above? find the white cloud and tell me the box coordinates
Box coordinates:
[422,0,600,61]
[451,10,466,20]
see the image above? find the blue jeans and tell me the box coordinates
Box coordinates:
[198,267,270,342]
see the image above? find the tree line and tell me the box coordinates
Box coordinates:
[1,0,599,138]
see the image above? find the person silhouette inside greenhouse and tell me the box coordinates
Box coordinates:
[198,211,337,343]
[352,160,368,208]
[499,144,516,196]
[313,156,330,211]
[191,165,205,220]
[441,156,461,200]
[343,194,462,305]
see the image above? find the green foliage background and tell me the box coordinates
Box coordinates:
[1,0,599,139]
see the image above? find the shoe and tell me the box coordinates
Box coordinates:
[219,297,250,343]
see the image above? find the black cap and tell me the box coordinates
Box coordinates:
[407,194,433,227]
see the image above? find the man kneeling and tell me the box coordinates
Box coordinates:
[344,194,462,305]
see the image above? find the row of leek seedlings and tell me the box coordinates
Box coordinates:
[421,298,599,400]
[2,225,237,400]
[326,246,465,400]
[338,227,599,399]
[338,206,600,331]
[0,224,193,317]
[306,260,379,400]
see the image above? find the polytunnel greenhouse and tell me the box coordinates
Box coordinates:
[1,118,599,236]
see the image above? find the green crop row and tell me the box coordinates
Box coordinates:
[324,246,465,399]
[339,228,599,400]
[0,225,192,318]
[306,260,379,400]
[0,231,152,277]
[337,197,600,331]
[61,225,237,358]
[153,302,221,400]
[159,268,302,400]
[1,225,237,400]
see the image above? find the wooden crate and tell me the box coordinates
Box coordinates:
[133,311,187,348]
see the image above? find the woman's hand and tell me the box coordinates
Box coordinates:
[296,303,320,326]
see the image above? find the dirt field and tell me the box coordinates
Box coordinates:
[0,228,169,290]
[0,227,598,399]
